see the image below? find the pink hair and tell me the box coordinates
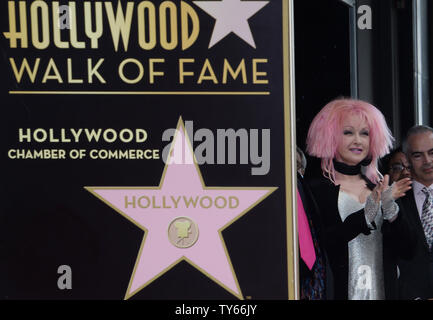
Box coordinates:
[306,98,394,184]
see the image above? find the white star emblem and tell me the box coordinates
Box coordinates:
[193,0,269,48]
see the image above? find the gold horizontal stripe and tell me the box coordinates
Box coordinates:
[9,91,270,96]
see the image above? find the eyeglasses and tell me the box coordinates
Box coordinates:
[390,163,411,173]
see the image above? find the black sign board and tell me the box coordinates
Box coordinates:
[1,0,296,300]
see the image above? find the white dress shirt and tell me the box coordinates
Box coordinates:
[411,180,433,219]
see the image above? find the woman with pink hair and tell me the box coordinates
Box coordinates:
[306,98,413,300]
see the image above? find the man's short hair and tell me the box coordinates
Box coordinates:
[402,125,433,154]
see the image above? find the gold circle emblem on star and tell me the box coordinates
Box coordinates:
[167,216,199,248]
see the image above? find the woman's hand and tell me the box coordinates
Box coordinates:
[372,175,412,202]
[380,175,411,222]
[371,175,389,203]
[390,177,412,200]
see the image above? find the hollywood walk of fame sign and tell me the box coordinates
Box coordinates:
[1,0,297,299]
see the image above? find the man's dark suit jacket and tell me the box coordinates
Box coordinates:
[396,191,433,299]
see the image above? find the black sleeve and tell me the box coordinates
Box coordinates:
[382,202,417,260]
[323,208,372,249]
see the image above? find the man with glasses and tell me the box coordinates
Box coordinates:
[387,147,412,184]
[395,125,433,299]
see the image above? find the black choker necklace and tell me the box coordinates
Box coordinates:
[333,159,361,175]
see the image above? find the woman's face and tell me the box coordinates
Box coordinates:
[335,114,370,166]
